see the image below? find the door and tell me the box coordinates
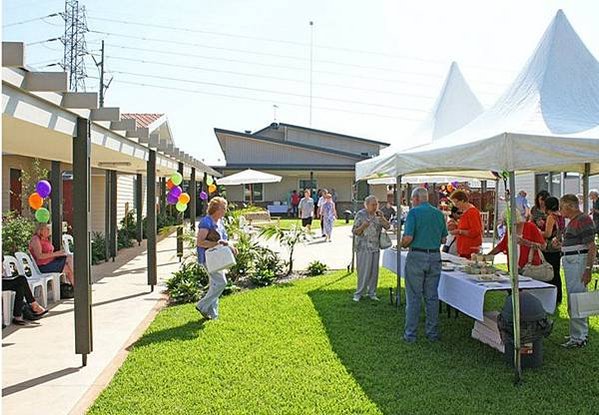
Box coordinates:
[63,178,73,232]
[9,168,22,213]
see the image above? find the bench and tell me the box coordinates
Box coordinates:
[242,211,272,226]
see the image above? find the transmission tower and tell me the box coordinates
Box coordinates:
[62,0,89,91]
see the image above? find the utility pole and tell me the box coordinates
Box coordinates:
[99,40,105,107]
[92,40,112,107]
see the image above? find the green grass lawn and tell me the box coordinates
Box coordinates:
[257,218,353,230]
[89,270,599,415]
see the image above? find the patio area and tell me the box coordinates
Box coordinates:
[2,232,185,415]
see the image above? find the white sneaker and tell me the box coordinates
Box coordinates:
[352,296,361,302]
[369,296,380,301]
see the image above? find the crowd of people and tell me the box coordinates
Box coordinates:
[350,187,597,349]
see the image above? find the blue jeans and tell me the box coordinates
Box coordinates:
[562,253,589,341]
[404,251,441,341]
[197,270,227,319]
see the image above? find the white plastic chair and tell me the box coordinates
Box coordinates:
[2,290,15,327]
[4,255,47,308]
[14,252,62,306]
[62,234,74,256]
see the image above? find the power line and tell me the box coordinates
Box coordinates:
[88,76,423,122]
[85,14,519,74]
[94,43,440,92]
[3,13,61,27]
[106,69,429,112]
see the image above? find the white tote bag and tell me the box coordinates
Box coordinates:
[569,291,599,318]
[205,245,236,273]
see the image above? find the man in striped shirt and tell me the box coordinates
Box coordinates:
[560,194,597,349]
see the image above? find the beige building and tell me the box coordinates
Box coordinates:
[214,122,388,212]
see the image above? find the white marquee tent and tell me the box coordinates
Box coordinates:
[358,61,485,181]
[360,10,599,380]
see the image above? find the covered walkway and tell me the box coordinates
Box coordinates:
[2,232,186,415]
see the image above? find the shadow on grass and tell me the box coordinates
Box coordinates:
[308,286,599,414]
[129,319,206,350]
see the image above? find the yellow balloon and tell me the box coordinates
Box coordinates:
[208,184,217,193]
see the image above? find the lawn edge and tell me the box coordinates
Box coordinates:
[69,291,169,415]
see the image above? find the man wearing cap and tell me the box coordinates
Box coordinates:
[400,187,447,343]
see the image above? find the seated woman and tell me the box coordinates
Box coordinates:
[29,223,74,286]
[487,215,545,271]
[3,272,47,325]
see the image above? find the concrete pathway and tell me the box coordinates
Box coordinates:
[2,232,184,415]
[259,225,505,271]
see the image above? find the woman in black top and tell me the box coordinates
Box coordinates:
[541,196,565,304]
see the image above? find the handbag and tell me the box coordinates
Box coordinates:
[379,230,392,250]
[569,290,599,318]
[205,245,236,273]
[520,247,553,282]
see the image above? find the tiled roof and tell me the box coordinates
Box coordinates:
[120,113,164,129]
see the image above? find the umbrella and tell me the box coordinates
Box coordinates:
[217,169,282,204]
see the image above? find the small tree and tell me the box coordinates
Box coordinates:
[260,224,309,276]
[2,211,35,255]
[19,159,50,216]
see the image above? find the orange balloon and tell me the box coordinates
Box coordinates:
[208,184,217,193]
[28,193,43,210]
[166,179,174,190]
[178,192,190,204]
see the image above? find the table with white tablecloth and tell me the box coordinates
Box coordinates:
[382,248,557,321]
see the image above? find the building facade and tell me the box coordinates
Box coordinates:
[214,122,388,212]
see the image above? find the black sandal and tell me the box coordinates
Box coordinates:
[33,309,49,317]
[12,318,27,326]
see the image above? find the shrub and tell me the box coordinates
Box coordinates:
[2,211,35,256]
[91,231,107,265]
[227,232,258,282]
[260,224,309,276]
[306,260,328,276]
[156,211,178,231]
[250,246,284,287]
[117,228,134,250]
[166,260,210,304]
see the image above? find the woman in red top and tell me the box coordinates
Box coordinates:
[29,223,74,286]
[449,190,483,258]
[488,215,545,270]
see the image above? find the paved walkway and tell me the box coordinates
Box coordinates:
[260,225,505,271]
[2,232,184,415]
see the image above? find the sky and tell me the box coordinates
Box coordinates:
[3,0,599,166]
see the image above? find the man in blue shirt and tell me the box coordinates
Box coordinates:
[400,187,447,343]
[515,190,530,221]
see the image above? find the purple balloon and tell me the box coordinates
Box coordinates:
[170,185,182,198]
[36,180,52,198]
[199,191,208,201]
[167,192,179,205]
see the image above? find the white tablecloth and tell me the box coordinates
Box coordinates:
[267,205,289,214]
[382,248,557,321]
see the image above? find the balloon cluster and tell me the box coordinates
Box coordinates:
[29,180,52,223]
[166,172,189,212]
[206,176,217,194]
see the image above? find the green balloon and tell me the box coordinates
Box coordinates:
[35,207,50,223]
[171,172,183,186]
[175,201,187,212]
[206,176,214,185]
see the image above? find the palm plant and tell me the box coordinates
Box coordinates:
[260,224,309,276]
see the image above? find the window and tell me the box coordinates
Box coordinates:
[299,179,316,194]
[9,168,22,213]
[244,183,263,202]
[535,172,563,198]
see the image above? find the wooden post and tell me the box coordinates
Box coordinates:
[51,161,63,251]
[146,150,157,288]
[135,173,143,245]
[73,117,93,366]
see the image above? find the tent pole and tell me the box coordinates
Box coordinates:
[492,178,500,247]
[396,175,403,308]
[508,171,522,383]
[583,163,590,214]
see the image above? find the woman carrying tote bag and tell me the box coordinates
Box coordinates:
[196,197,237,320]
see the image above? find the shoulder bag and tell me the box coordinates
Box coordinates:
[520,246,553,282]
[205,245,236,273]
[379,229,392,250]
